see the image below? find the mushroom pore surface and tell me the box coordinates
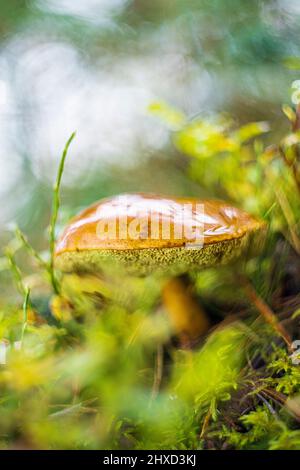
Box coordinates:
[55,193,266,275]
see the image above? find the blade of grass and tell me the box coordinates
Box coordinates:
[5,248,27,296]
[15,227,48,270]
[5,249,32,340]
[20,288,30,347]
[274,186,300,255]
[49,132,76,294]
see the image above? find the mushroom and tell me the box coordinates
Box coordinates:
[55,193,266,346]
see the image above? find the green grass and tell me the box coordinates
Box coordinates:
[49,131,76,294]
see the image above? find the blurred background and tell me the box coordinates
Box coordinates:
[1,0,300,245]
[1,2,300,450]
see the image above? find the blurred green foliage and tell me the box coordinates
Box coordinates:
[0,0,300,451]
[152,99,300,252]
[1,0,300,239]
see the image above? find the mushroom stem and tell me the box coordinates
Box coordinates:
[162,274,210,348]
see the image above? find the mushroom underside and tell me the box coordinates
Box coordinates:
[55,226,265,276]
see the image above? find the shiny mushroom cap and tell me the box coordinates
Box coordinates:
[55,193,266,275]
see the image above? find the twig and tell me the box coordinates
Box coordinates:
[260,388,286,407]
[49,132,76,294]
[256,392,277,416]
[49,401,97,419]
[150,344,164,403]
[242,278,292,351]
[200,407,212,440]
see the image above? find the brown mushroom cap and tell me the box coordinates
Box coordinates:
[55,193,266,275]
